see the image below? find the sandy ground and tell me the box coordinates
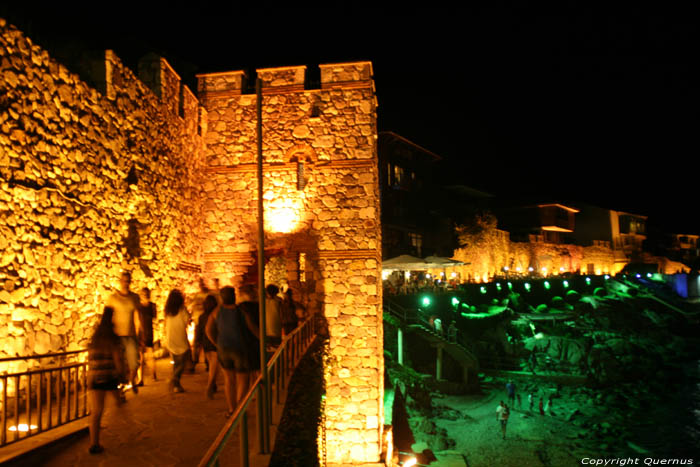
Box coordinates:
[421,380,596,467]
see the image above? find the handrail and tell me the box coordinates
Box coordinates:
[1,357,89,447]
[198,313,317,467]
[0,350,87,364]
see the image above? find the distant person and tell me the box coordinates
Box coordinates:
[539,397,545,415]
[87,306,125,455]
[506,380,516,407]
[136,287,157,385]
[447,321,457,343]
[107,271,141,394]
[496,401,510,440]
[265,284,283,349]
[195,294,220,399]
[164,289,190,393]
[280,288,299,336]
[433,317,443,335]
[191,278,210,369]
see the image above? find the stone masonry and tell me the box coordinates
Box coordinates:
[0,18,206,370]
[1,17,384,466]
[197,62,384,465]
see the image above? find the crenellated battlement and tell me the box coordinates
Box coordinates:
[196,60,374,97]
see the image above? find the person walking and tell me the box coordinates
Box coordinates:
[164,289,190,393]
[87,306,125,454]
[506,380,516,407]
[136,287,157,385]
[207,285,260,417]
[280,288,299,336]
[265,284,283,350]
[191,278,210,370]
[107,271,141,394]
[196,294,220,399]
[539,396,545,415]
[496,401,510,440]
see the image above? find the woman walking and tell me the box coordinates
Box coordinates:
[164,289,190,393]
[136,287,157,385]
[87,306,125,454]
[196,294,220,399]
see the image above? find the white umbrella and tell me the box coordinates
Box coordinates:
[423,256,466,267]
[382,255,430,271]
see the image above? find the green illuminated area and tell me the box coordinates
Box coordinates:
[384,274,700,463]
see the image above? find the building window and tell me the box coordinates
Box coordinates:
[408,233,422,257]
[298,252,306,282]
[393,165,404,187]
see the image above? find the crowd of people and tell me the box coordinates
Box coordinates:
[86,271,305,455]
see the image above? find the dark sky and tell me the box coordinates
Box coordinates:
[2,4,698,232]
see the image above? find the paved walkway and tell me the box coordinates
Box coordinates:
[2,358,276,466]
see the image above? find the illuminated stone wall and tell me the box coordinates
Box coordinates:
[197,62,384,465]
[454,240,616,281]
[0,19,206,367]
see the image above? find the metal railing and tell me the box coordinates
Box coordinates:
[0,350,89,447]
[198,313,317,467]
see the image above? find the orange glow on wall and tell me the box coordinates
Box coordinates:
[264,195,304,233]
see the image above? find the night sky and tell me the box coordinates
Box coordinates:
[2,5,697,232]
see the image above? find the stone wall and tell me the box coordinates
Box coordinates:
[0,18,206,369]
[453,239,616,281]
[197,61,384,465]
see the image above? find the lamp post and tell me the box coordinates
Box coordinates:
[256,77,269,453]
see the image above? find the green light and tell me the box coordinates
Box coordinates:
[646,273,652,278]
[524,282,531,292]
[507,282,513,290]
[496,283,502,291]
[421,296,431,307]
[585,277,591,285]
[451,297,460,306]
[480,286,487,294]
[604,274,610,280]
[563,280,569,288]
[544,281,551,290]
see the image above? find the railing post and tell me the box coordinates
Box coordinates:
[37,372,42,432]
[47,371,53,429]
[26,373,31,437]
[1,374,6,446]
[14,375,19,441]
[241,411,249,467]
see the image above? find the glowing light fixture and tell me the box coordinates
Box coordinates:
[382,270,390,280]
[450,272,457,278]
[507,282,513,290]
[560,267,565,272]
[524,282,531,292]
[528,267,534,272]
[636,274,641,278]
[563,280,569,288]
[585,277,591,285]
[405,271,411,280]
[604,274,610,280]
[480,286,487,294]
[544,281,551,290]
[516,267,522,272]
[426,273,431,279]
[451,297,460,306]
[646,273,652,278]
[404,458,418,467]
[496,282,502,291]
[421,296,431,307]
[9,424,37,432]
